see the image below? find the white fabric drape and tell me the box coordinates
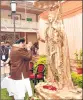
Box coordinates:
[38,19,47,55]
[63,13,82,59]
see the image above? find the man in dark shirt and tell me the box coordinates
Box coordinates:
[0,42,10,81]
[0,42,9,62]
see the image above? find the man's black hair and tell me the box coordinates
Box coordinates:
[15,38,25,44]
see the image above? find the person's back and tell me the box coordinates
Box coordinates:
[10,44,32,80]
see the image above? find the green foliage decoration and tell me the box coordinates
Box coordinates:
[34,55,47,76]
[74,49,83,67]
[71,72,82,88]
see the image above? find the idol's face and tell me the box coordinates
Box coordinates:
[48,14,55,23]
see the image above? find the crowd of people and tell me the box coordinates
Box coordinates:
[0,39,39,100]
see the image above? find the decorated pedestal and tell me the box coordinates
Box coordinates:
[35,82,82,100]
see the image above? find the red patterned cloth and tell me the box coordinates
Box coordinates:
[43,85,57,91]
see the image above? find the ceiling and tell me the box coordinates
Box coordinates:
[1,1,65,14]
[1,1,45,14]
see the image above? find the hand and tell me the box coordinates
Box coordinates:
[40,39,45,43]
[3,62,7,65]
[27,48,30,51]
[51,51,56,56]
[47,56,51,62]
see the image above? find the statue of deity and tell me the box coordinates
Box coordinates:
[45,5,74,90]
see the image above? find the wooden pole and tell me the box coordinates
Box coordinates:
[24,1,27,44]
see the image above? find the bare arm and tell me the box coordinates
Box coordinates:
[38,36,45,43]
